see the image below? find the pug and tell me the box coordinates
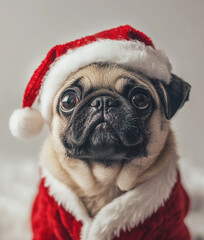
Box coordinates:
[9,25,191,240]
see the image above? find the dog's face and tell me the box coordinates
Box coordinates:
[51,63,190,167]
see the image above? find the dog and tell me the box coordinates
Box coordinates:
[9,25,191,240]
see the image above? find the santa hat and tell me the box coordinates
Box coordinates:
[9,25,172,140]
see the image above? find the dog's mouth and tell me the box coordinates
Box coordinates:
[63,99,149,164]
[90,120,120,141]
[94,121,112,131]
[72,118,145,163]
[77,115,143,147]
[83,119,121,157]
[79,116,120,143]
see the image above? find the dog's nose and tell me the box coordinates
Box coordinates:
[90,96,119,110]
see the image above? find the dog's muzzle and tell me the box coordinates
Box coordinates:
[63,91,146,162]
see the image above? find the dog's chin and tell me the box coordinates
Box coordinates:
[65,122,147,166]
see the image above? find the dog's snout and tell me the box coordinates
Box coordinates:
[90,96,119,110]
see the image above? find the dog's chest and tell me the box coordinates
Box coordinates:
[76,163,124,217]
[80,183,122,217]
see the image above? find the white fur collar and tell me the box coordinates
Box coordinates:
[41,155,178,240]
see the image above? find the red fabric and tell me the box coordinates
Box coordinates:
[31,175,191,240]
[23,25,154,108]
[31,179,82,240]
[113,176,191,240]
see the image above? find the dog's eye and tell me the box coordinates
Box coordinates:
[60,91,79,113]
[132,93,150,110]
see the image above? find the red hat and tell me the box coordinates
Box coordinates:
[9,25,172,140]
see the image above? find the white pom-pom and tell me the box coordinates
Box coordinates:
[9,107,44,140]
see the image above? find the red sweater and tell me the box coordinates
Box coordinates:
[31,168,190,240]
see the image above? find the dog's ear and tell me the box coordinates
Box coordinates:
[152,74,191,120]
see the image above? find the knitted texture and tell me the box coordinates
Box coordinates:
[23,25,154,108]
[31,175,190,240]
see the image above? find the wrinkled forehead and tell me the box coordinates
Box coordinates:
[57,63,159,102]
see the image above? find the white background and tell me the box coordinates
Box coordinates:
[0,0,204,239]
